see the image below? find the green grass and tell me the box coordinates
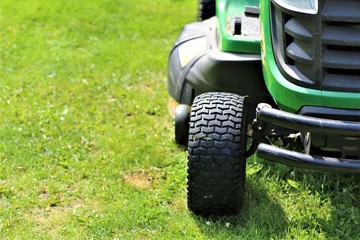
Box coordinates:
[1,0,359,239]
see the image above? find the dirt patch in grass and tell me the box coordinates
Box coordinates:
[136,83,155,93]
[26,205,70,236]
[124,170,153,189]
[26,201,98,236]
[123,169,164,189]
[33,206,68,225]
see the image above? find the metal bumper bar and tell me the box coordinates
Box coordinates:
[257,143,360,174]
[257,105,360,137]
[256,105,360,174]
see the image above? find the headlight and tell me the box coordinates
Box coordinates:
[273,0,318,14]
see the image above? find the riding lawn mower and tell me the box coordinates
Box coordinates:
[167,0,360,216]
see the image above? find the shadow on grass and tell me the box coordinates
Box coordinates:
[261,161,359,238]
[190,161,360,239]
[191,180,288,239]
[285,170,360,239]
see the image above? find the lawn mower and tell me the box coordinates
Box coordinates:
[167,0,360,216]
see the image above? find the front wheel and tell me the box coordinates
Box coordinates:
[187,92,247,216]
[175,104,190,145]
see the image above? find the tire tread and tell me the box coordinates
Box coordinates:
[187,92,247,216]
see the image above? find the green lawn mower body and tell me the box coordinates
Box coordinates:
[167,0,360,216]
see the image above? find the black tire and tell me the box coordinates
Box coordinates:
[175,104,190,145]
[198,0,216,21]
[187,92,247,216]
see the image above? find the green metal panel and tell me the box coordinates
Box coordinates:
[260,0,360,112]
[216,0,260,54]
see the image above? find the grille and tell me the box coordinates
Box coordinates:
[270,0,360,92]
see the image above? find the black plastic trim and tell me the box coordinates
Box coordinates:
[270,0,360,93]
[298,106,360,122]
[167,17,272,112]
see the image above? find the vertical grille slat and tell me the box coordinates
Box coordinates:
[270,0,360,93]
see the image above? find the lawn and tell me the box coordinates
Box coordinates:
[0,0,359,239]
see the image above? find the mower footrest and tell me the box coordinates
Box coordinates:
[257,143,360,174]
